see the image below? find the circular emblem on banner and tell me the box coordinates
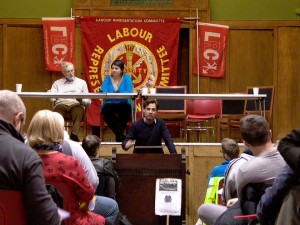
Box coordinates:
[101,41,158,90]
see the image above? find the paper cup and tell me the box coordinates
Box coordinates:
[253,87,259,95]
[142,87,148,94]
[16,84,22,92]
[149,88,156,94]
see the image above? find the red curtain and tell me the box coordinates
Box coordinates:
[193,23,229,78]
[42,18,76,71]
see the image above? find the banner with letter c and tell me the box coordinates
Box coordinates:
[42,18,76,71]
[81,17,180,126]
[193,23,229,78]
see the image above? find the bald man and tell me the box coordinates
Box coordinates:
[0,90,60,225]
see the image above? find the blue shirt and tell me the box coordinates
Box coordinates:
[208,160,230,181]
[101,74,133,109]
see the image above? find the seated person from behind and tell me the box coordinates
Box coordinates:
[122,99,177,154]
[82,134,120,199]
[204,138,240,204]
[0,90,60,225]
[198,115,286,225]
[257,128,300,225]
[50,61,91,142]
[27,110,105,225]
[100,59,133,142]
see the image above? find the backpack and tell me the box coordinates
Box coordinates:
[90,157,120,198]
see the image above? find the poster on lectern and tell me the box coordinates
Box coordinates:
[155,178,182,216]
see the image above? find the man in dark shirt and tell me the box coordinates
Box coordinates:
[0,90,60,225]
[122,99,177,154]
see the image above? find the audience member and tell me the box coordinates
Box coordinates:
[204,138,240,204]
[100,59,133,142]
[63,131,119,225]
[27,110,105,225]
[197,147,254,225]
[82,134,120,199]
[198,114,285,225]
[0,90,60,225]
[222,148,253,205]
[257,128,300,225]
[122,98,177,154]
[50,61,91,142]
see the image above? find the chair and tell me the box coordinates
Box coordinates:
[100,98,136,141]
[184,99,222,142]
[221,86,275,142]
[217,99,245,141]
[64,109,88,136]
[0,190,26,225]
[154,85,187,141]
[51,101,88,137]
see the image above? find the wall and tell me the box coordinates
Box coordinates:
[1,0,300,20]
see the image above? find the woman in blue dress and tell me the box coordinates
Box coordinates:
[100,59,133,141]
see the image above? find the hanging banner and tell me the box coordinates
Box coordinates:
[81,17,181,125]
[193,23,229,78]
[42,18,76,71]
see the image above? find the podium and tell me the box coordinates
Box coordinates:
[112,149,186,225]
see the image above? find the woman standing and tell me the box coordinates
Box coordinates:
[101,59,133,142]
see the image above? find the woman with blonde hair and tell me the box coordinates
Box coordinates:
[27,110,105,225]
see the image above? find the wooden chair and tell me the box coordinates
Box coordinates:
[228,86,275,141]
[63,109,88,136]
[0,190,26,225]
[51,101,88,137]
[154,85,187,141]
[217,99,245,141]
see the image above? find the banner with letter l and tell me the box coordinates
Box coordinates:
[193,23,229,78]
[42,18,76,71]
[81,17,180,126]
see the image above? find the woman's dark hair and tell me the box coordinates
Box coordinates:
[82,135,101,157]
[111,59,124,74]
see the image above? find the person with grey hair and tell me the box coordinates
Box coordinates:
[50,61,91,142]
[0,90,60,225]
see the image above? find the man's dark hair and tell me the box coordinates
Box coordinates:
[143,99,159,110]
[82,134,101,157]
[240,114,270,147]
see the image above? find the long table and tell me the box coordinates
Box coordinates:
[17,92,267,139]
[17,92,267,118]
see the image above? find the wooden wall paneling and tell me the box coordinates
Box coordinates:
[191,146,224,225]
[4,25,52,129]
[277,27,300,139]
[227,29,274,93]
[0,24,3,88]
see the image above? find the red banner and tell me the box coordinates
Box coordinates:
[81,17,181,126]
[193,23,229,78]
[42,18,76,71]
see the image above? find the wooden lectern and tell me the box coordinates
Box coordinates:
[112,148,186,225]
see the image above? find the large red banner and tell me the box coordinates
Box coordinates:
[193,23,229,78]
[81,17,181,126]
[42,18,76,71]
